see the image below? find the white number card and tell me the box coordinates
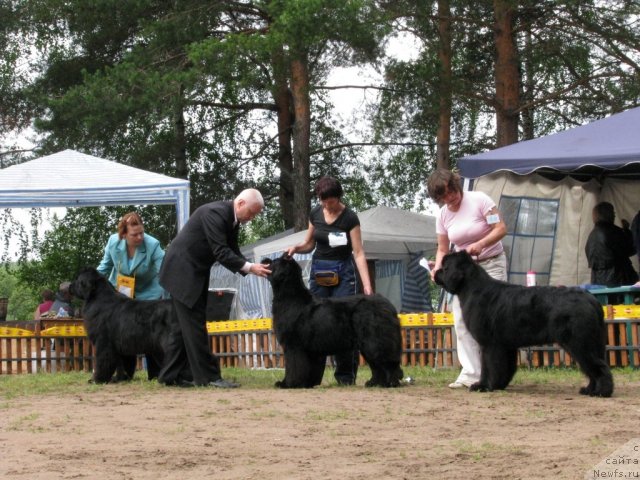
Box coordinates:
[328,231,348,247]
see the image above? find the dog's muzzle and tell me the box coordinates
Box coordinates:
[433,270,445,287]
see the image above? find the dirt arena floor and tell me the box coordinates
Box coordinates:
[1,369,639,480]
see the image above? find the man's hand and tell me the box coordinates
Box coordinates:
[249,263,271,277]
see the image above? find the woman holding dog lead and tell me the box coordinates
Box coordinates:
[427,168,508,390]
[286,176,373,386]
[97,212,166,378]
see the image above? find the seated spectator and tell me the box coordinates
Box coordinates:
[48,281,75,317]
[34,289,55,320]
[585,202,639,287]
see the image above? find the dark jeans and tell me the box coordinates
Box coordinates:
[309,258,360,385]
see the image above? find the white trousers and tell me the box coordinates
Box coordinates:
[451,253,507,385]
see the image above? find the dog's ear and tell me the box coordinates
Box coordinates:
[261,257,273,266]
[458,250,474,263]
[281,252,292,261]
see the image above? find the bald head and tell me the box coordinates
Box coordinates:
[236,188,264,206]
[234,188,264,223]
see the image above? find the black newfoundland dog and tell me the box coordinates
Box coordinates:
[434,251,613,397]
[70,267,178,383]
[262,254,403,388]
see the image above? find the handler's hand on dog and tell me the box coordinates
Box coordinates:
[466,243,483,257]
[250,263,271,277]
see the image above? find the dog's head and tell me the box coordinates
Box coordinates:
[260,253,303,290]
[433,251,477,294]
[69,267,109,301]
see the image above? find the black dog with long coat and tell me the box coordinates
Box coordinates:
[434,251,613,397]
[70,267,179,383]
[262,255,403,388]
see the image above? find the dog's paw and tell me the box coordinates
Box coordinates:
[469,382,488,392]
[274,380,286,388]
[592,391,613,398]
[579,386,591,396]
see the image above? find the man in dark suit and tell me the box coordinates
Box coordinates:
[158,189,271,388]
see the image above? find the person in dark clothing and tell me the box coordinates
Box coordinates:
[158,189,271,388]
[585,202,638,287]
[286,176,373,386]
[631,209,640,265]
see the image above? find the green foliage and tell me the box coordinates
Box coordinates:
[0,264,37,321]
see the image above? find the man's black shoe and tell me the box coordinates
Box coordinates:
[164,378,194,388]
[207,378,240,389]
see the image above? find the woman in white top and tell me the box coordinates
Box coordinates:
[427,169,508,389]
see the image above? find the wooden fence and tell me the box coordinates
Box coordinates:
[1,305,639,375]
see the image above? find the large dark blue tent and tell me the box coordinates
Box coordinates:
[458,106,640,179]
[455,107,640,287]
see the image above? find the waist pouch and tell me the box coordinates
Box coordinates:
[312,259,345,287]
[314,270,340,287]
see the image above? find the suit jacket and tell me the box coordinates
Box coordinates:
[159,201,246,308]
[96,233,166,300]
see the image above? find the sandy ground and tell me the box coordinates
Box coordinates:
[0,370,639,480]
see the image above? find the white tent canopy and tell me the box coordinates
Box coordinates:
[0,149,190,228]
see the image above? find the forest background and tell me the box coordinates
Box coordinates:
[0,0,639,319]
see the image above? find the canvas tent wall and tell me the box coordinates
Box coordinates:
[209,205,438,318]
[0,149,190,229]
[457,107,640,287]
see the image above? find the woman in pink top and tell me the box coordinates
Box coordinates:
[427,169,508,389]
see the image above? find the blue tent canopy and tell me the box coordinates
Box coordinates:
[458,107,640,179]
[0,149,190,229]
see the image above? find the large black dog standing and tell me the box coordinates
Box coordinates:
[434,251,613,397]
[262,255,403,388]
[70,267,178,383]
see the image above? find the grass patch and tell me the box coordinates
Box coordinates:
[451,439,526,461]
[304,409,350,422]
[0,366,637,399]
[7,412,46,433]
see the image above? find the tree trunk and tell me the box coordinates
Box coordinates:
[521,28,534,140]
[271,49,295,229]
[289,54,311,232]
[493,0,520,147]
[173,85,188,181]
[436,0,452,169]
